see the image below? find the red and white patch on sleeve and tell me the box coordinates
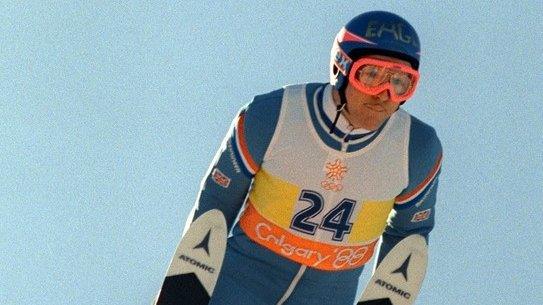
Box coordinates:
[411,209,431,222]
[211,168,231,188]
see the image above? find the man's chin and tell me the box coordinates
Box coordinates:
[363,117,387,131]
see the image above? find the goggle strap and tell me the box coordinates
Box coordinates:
[329,95,348,135]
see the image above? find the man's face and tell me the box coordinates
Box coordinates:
[338,55,414,131]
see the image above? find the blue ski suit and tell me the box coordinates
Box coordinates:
[190,83,442,305]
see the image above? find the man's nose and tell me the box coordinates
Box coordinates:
[374,89,390,102]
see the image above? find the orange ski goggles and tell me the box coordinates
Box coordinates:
[348,57,420,104]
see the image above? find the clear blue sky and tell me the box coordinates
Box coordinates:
[1,1,542,304]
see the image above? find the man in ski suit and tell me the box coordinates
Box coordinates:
[170,11,441,305]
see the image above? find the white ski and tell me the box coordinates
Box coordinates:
[357,234,428,305]
[154,209,227,305]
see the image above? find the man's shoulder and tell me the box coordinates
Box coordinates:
[241,82,327,130]
[244,87,285,118]
[404,112,442,154]
[252,87,285,104]
[399,112,443,202]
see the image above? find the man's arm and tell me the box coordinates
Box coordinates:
[187,88,284,232]
[376,116,442,266]
[185,108,257,233]
[358,118,441,305]
[154,89,284,304]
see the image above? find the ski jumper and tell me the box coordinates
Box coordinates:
[190,83,442,305]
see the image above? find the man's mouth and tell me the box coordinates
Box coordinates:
[364,103,385,112]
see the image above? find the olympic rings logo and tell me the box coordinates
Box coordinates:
[321,180,343,192]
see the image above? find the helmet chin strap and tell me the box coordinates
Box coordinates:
[329,87,348,135]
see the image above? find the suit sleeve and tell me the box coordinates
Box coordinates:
[376,117,443,265]
[187,89,284,232]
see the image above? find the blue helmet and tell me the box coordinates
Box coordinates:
[330,11,421,90]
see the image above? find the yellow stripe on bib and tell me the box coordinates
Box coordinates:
[348,199,395,243]
[248,169,300,228]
